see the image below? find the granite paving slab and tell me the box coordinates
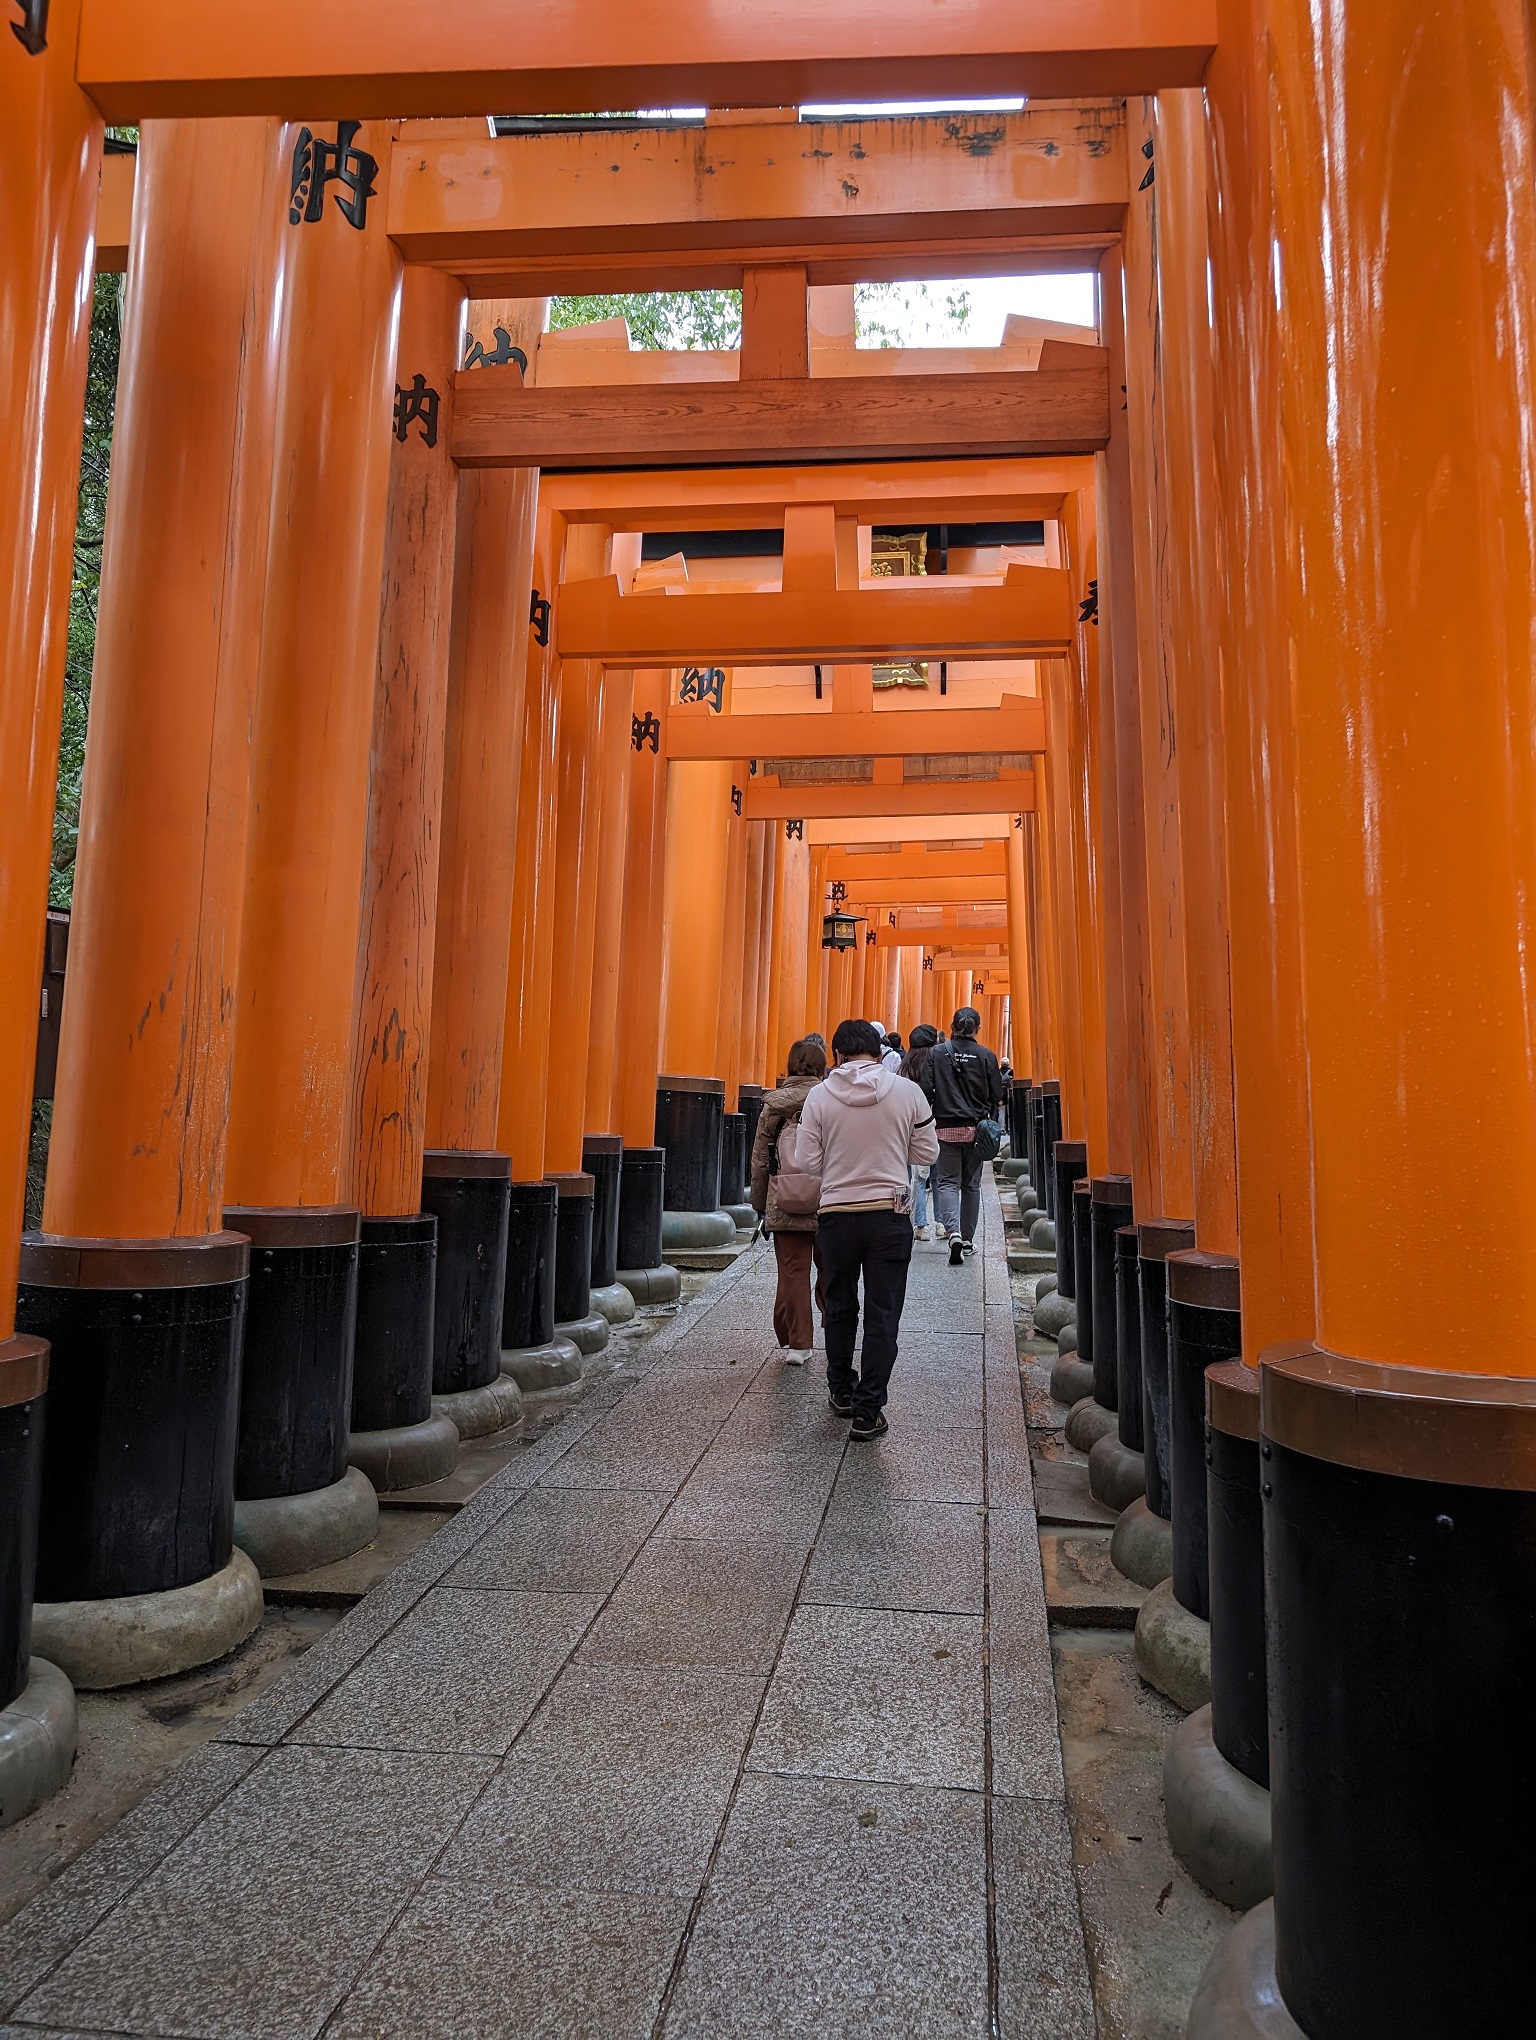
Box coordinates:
[0,1173,1090,2039]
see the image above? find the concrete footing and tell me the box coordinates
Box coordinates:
[1028,1216,1057,1252]
[617,1265,681,1306]
[1057,1322,1079,1358]
[1186,1903,1303,2040]
[589,1280,637,1325]
[233,1467,379,1579]
[348,1412,460,1493]
[0,1658,77,1829]
[31,1548,264,1690]
[661,1209,736,1251]
[556,1312,610,1359]
[1014,1186,1039,1217]
[1164,1704,1274,1911]
[1050,1354,1095,1406]
[1110,1496,1174,1588]
[502,1338,583,1392]
[723,1203,757,1232]
[999,1158,1029,1180]
[1065,1396,1119,1452]
[1034,1273,1058,1301]
[1089,1433,1147,1511]
[432,1374,524,1441]
[1035,1289,1077,1340]
[1134,1576,1212,1713]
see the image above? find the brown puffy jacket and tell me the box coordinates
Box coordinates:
[749,1075,823,1234]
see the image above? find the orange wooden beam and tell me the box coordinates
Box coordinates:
[538,458,1086,529]
[665,696,1045,759]
[453,364,1108,469]
[558,571,1074,667]
[95,151,135,273]
[845,878,1008,906]
[76,2,1217,122]
[387,108,1127,291]
[746,777,1034,820]
[827,845,1007,883]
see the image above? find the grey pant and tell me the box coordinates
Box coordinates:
[934,1139,983,1242]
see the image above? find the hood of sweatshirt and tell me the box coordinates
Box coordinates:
[823,1058,896,1107]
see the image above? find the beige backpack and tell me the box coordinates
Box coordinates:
[771,1111,822,1216]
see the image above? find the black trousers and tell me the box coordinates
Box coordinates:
[815,1208,914,1421]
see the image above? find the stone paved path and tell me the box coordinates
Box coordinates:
[0,1177,1094,2040]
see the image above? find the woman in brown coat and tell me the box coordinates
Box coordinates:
[750,1036,827,1363]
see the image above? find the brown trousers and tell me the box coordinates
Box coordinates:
[772,1229,824,1349]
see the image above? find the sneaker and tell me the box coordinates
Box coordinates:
[959,1238,975,1256]
[914,1225,931,1241]
[949,1238,964,1267]
[828,1392,854,1419]
[935,1224,949,1240]
[849,1413,889,1442]
[782,1348,811,1367]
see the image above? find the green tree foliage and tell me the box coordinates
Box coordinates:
[549,290,741,350]
[855,281,973,349]
[53,272,124,909]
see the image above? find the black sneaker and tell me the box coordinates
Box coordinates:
[828,1393,854,1419]
[959,1238,975,1256]
[849,1413,889,1442]
[949,1238,964,1267]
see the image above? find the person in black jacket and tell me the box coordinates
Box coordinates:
[920,1007,1005,1263]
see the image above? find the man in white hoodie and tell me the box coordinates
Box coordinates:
[797,1018,940,1439]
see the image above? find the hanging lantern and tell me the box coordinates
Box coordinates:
[822,910,860,951]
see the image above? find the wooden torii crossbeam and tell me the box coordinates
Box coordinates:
[74,0,1217,120]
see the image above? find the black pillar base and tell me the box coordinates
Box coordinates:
[503,1181,558,1350]
[16,1234,248,1602]
[225,1205,359,1502]
[351,1214,437,1433]
[1090,1175,1133,1412]
[720,1112,747,1209]
[1206,1360,1268,1789]
[1051,1140,1087,1301]
[0,1337,48,1713]
[1040,1084,1062,1214]
[1071,1181,1094,1370]
[1166,1250,1242,1620]
[1263,1347,1536,2040]
[1136,1219,1194,1519]
[738,1084,766,1180]
[617,1146,666,1273]
[549,1173,594,1327]
[420,1152,511,1397]
[655,1074,725,1212]
[581,1137,623,1290]
[1008,1078,1031,1170]
[1114,1223,1143,1450]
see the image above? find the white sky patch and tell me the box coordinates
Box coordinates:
[799,98,1027,117]
[856,274,1100,347]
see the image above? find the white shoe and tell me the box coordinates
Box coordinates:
[782,1348,812,1366]
[914,1225,931,1241]
[935,1224,949,1240]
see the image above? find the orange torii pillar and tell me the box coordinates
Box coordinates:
[897,948,922,1040]
[610,667,677,1300]
[581,542,641,1322]
[714,757,753,1217]
[1196,8,1536,2030]
[17,121,282,1683]
[0,0,100,1745]
[1004,814,1037,1184]
[542,524,622,1353]
[657,748,736,1249]
[223,118,402,1551]
[804,844,830,1042]
[732,814,771,1208]
[767,821,810,1081]
[497,506,568,1373]
[343,265,474,1494]
[424,298,543,1431]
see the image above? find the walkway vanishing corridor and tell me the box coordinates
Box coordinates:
[0,1181,1091,2040]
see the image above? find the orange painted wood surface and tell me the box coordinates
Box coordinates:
[76,0,1216,122]
[613,669,673,1150]
[224,119,402,1212]
[350,265,466,1218]
[666,699,1046,761]
[745,779,1034,822]
[0,0,102,1323]
[46,119,286,1241]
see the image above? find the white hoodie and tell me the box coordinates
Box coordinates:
[796,1057,940,1211]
